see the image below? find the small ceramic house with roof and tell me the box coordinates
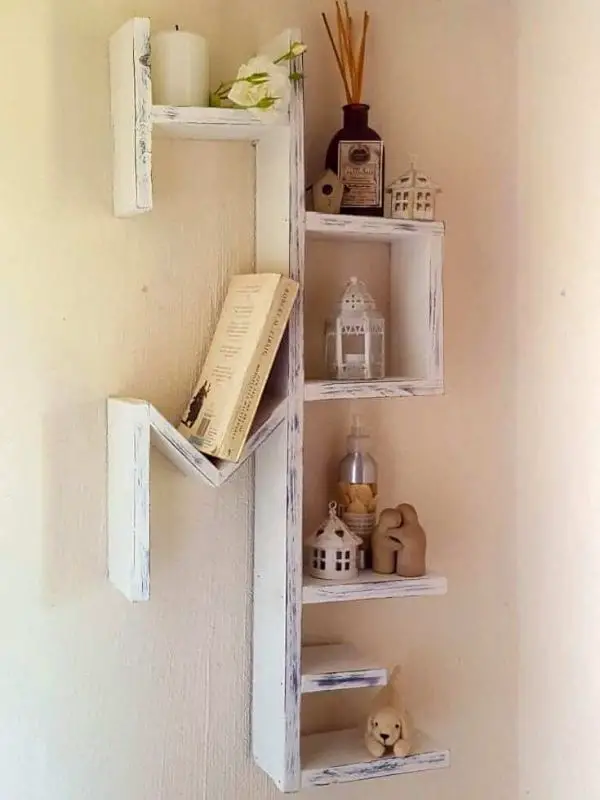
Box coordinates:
[386,161,440,222]
[306,503,362,581]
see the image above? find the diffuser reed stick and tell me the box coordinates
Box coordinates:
[322,2,370,104]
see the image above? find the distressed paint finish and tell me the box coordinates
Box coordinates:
[252,31,304,794]
[306,211,444,242]
[302,572,448,605]
[152,105,287,142]
[304,378,443,402]
[109,18,152,217]
[301,727,450,788]
[301,644,387,694]
[305,211,445,400]
[107,396,286,600]
[107,399,150,602]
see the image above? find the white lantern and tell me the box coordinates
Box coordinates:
[325,277,385,380]
[306,503,362,581]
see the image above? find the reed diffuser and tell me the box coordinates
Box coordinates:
[322,3,384,216]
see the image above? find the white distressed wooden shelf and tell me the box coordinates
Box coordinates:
[301,728,449,788]
[107,395,286,601]
[304,377,443,402]
[303,571,447,605]
[304,212,444,396]
[301,644,387,694]
[109,17,290,216]
[306,211,444,242]
[108,18,447,793]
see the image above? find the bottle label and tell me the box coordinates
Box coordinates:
[338,140,383,208]
[338,481,378,570]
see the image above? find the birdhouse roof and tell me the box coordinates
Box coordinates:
[313,169,344,191]
[306,503,362,548]
[387,164,439,192]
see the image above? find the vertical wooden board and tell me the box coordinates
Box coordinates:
[107,398,151,602]
[389,234,444,385]
[256,126,291,274]
[252,33,305,793]
[109,17,152,217]
[252,423,296,789]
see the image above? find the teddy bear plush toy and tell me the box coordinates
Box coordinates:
[365,666,414,759]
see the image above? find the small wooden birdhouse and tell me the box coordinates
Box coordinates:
[386,160,440,222]
[306,502,362,581]
[311,169,345,214]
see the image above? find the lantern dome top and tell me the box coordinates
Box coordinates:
[337,276,378,314]
[306,502,362,548]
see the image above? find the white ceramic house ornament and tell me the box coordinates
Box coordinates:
[311,169,345,214]
[325,277,385,380]
[307,502,361,581]
[386,159,440,221]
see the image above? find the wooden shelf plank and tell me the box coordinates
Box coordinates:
[304,378,443,402]
[306,211,444,242]
[301,644,387,694]
[302,571,447,605]
[152,105,288,142]
[301,728,450,787]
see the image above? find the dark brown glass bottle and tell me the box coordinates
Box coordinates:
[325,103,384,217]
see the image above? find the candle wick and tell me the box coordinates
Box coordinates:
[175,24,179,31]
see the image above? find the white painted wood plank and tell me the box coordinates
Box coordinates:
[147,402,221,486]
[306,211,444,242]
[152,105,288,142]
[214,397,287,484]
[107,398,150,601]
[109,396,287,488]
[256,128,291,274]
[301,644,388,694]
[301,728,450,787]
[252,29,304,794]
[390,236,444,385]
[302,571,447,604]
[109,18,152,217]
[304,378,443,402]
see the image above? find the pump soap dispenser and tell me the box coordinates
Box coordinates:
[337,415,378,569]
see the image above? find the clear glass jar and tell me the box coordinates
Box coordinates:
[325,277,385,380]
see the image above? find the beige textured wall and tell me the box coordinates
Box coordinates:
[518,2,600,797]
[0,1,516,798]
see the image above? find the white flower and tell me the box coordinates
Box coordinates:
[228,55,291,120]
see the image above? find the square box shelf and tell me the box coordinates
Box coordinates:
[304,212,444,402]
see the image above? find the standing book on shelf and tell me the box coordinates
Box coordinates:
[179,272,299,462]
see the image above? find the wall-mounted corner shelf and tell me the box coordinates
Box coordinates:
[108,16,447,793]
[301,729,449,788]
[303,572,447,605]
[107,395,286,601]
[301,644,388,694]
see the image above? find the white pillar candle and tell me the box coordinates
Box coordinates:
[151,25,209,107]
